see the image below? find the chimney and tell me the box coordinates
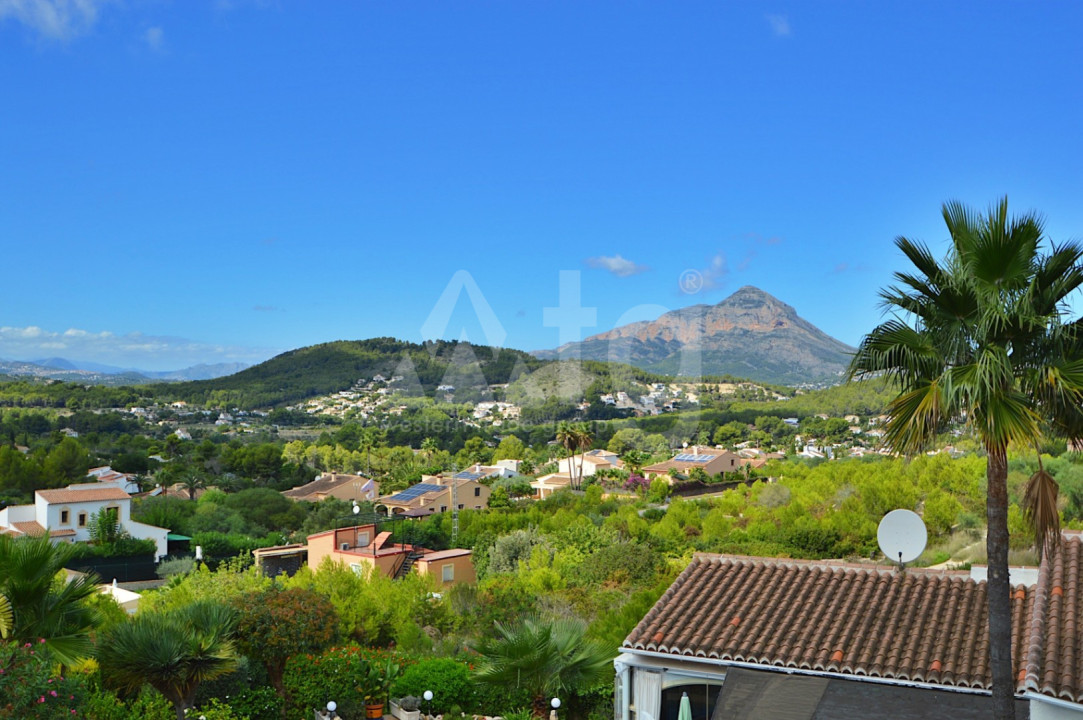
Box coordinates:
[693,446,699,457]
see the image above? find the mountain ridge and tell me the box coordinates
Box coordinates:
[534,286,855,386]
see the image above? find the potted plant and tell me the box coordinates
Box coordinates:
[390,696,421,720]
[362,657,402,719]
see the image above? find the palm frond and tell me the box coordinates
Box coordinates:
[0,593,11,640]
[1021,468,1061,562]
[882,381,945,454]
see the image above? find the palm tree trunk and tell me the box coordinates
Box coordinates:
[986,446,1016,720]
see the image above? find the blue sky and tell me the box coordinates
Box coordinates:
[2,1,1082,370]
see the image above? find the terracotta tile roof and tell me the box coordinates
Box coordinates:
[1024,534,1083,703]
[283,473,373,500]
[37,487,130,503]
[11,521,47,536]
[624,553,1032,693]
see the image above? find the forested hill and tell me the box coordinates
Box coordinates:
[154,338,548,409]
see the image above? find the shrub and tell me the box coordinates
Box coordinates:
[225,686,282,720]
[284,646,408,720]
[155,556,194,579]
[233,587,339,698]
[0,640,86,719]
[284,646,367,720]
[389,658,474,714]
[83,688,173,720]
[192,698,245,720]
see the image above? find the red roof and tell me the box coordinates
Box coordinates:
[1023,535,1083,703]
[37,487,130,503]
[625,553,1031,693]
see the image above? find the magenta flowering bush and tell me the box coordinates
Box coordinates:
[0,639,85,719]
[624,474,650,493]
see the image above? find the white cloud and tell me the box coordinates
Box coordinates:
[766,14,791,37]
[0,325,276,371]
[700,253,728,290]
[681,254,729,296]
[0,0,106,40]
[585,254,650,277]
[144,25,163,51]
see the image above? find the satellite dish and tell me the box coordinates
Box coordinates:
[877,509,927,567]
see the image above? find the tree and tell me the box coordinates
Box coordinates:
[233,587,338,702]
[556,422,593,491]
[97,601,239,720]
[620,449,649,477]
[0,534,100,665]
[178,470,207,501]
[848,198,1083,720]
[41,437,91,488]
[493,435,526,461]
[473,615,613,716]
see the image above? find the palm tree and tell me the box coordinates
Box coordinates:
[556,422,594,491]
[97,600,239,720]
[0,534,101,665]
[556,422,580,488]
[178,470,206,501]
[574,424,594,491]
[849,197,1083,720]
[473,615,613,716]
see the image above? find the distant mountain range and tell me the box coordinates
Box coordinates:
[535,286,855,386]
[0,358,249,384]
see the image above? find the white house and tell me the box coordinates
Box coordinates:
[86,466,142,494]
[558,449,623,478]
[0,482,169,558]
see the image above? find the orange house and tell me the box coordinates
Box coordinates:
[305,523,475,586]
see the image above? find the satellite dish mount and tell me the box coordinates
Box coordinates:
[877,509,927,572]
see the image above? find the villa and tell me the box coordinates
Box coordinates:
[0,481,169,558]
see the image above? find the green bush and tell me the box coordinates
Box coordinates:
[225,686,282,720]
[0,641,86,719]
[83,687,172,720]
[284,647,367,720]
[155,556,194,578]
[190,531,271,559]
[389,658,474,714]
[283,645,406,720]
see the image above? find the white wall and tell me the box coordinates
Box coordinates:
[1031,698,1083,719]
[126,520,169,559]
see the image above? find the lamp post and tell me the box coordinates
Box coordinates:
[423,690,434,720]
[550,697,561,720]
[316,701,339,720]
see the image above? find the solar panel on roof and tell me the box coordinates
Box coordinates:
[674,453,712,462]
[387,482,445,503]
[452,471,485,481]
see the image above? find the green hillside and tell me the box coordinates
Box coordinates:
[153,338,547,409]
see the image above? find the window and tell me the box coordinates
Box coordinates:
[458,504,464,510]
[474,487,481,497]
[441,563,454,582]
[440,505,447,512]
[359,532,370,547]
[77,512,87,528]
[659,681,724,720]
[349,563,363,576]
[60,510,69,525]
